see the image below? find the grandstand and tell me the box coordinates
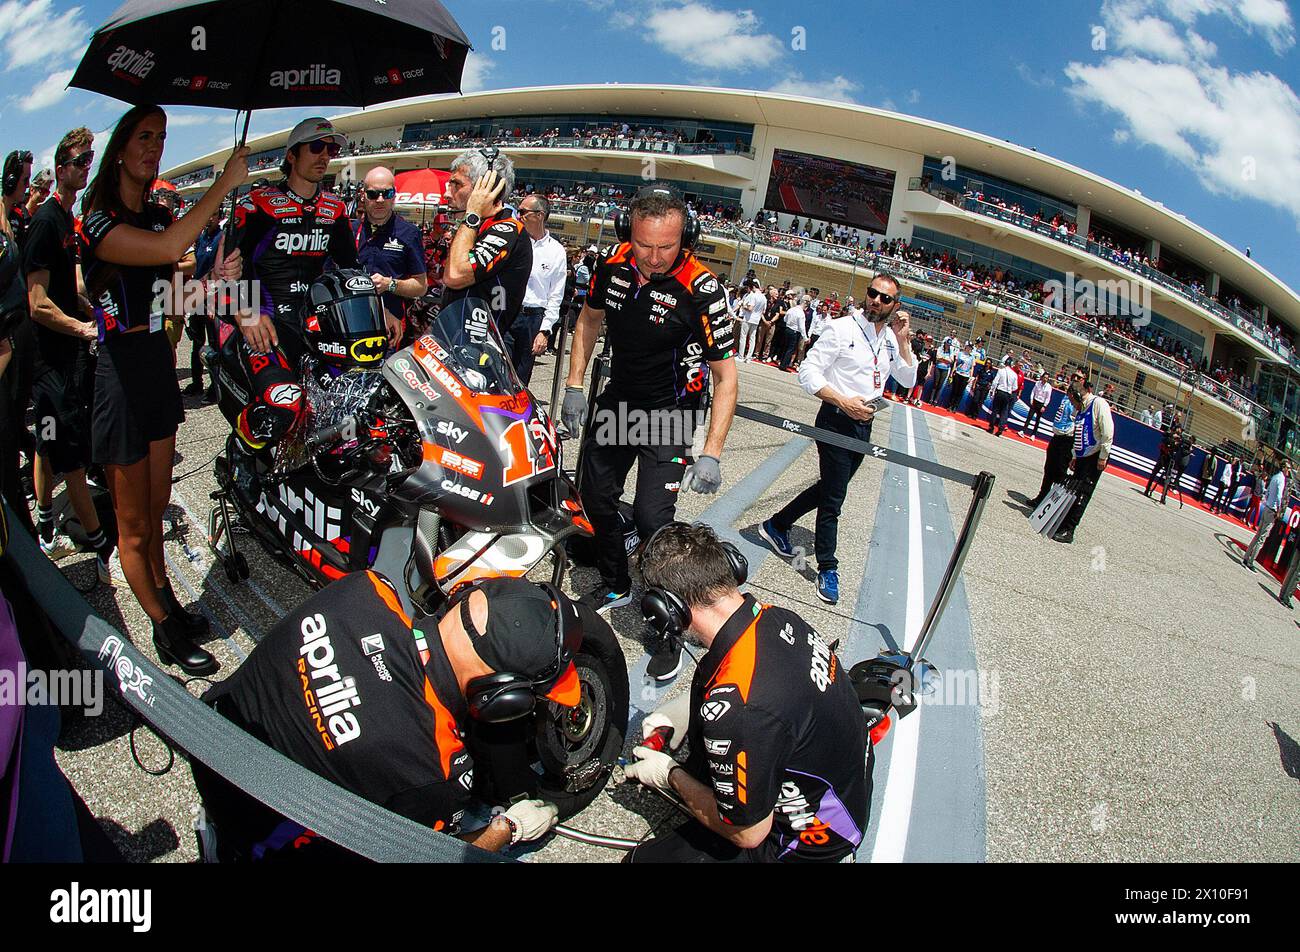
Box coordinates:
[163,84,1300,459]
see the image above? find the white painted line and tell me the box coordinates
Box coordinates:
[870,405,924,864]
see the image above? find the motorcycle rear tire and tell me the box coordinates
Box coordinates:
[532,603,629,820]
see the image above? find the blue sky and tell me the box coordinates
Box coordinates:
[1,0,1296,290]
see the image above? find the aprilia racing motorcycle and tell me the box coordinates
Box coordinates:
[205,273,627,816]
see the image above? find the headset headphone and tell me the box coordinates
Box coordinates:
[639,522,748,640]
[614,183,700,252]
[3,151,32,199]
[445,577,582,724]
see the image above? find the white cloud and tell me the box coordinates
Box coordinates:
[639,3,783,69]
[459,50,496,93]
[1112,128,1132,143]
[768,74,861,104]
[1016,61,1057,87]
[906,88,922,105]
[1066,55,1300,223]
[1101,0,1293,57]
[19,67,73,111]
[165,112,224,128]
[0,0,92,72]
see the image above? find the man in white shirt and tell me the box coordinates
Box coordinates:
[737,282,766,362]
[1242,460,1290,571]
[778,295,809,371]
[988,357,1021,436]
[1021,371,1053,439]
[1053,376,1115,544]
[759,274,917,605]
[515,194,567,386]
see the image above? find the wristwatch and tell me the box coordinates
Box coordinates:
[463,212,483,231]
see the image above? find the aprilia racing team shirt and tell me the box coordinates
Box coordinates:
[205,571,475,834]
[588,244,734,409]
[233,183,358,328]
[441,210,532,334]
[686,594,870,862]
[80,202,174,340]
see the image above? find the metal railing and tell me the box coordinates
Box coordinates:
[922,188,1292,365]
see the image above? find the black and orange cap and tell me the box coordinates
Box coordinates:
[462,578,581,706]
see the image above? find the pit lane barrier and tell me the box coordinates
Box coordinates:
[2,502,508,864]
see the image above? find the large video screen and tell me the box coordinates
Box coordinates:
[764,149,896,233]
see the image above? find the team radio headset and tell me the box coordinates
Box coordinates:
[614,184,701,278]
[638,522,748,640]
[427,578,584,724]
[2,150,33,197]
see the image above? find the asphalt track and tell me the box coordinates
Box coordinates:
[37,346,1300,863]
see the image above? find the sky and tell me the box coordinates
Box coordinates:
[0,0,1296,291]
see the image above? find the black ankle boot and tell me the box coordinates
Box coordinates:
[159,583,211,637]
[153,614,218,676]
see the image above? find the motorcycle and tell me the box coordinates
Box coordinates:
[204,278,627,818]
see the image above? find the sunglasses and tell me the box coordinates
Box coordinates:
[305,140,342,157]
[61,150,94,170]
[865,287,896,305]
[364,187,396,201]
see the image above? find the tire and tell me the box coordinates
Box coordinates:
[532,603,629,819]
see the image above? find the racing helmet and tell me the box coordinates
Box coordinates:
[302,269,388,370]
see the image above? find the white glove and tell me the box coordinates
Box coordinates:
[622,746,678,794]
[502,799,559,844]
[680,455,722,494]
[642,690,692,750]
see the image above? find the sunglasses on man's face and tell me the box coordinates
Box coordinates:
[306,140,341,158]
[865,287,895,305]
[62,151,94,170]
[364,187,396,201]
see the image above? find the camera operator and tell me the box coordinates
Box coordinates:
[759,274,917,605]
[561,183,737,680]
[192,572,575,860]
[622,523,870,863]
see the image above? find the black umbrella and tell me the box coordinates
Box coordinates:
[70,0,470,121]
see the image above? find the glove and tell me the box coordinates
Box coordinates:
[502,799,559,845]
[561,386,587,436]
[680,454,722,494]
[621,745,678,794]
[642,690,692,750]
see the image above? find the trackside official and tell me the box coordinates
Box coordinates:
[622,523,870,863]
[192,572,578,860]
[760,274,917,605]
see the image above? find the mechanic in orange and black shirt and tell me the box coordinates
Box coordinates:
[622,523,871,863]
[192,572,580,861]
[561,184,738,681]
[440,149,531,355]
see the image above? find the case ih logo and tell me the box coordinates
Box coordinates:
[107,45,156,84]
[270,65,342,91]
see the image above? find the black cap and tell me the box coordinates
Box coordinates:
[460,577,579,687]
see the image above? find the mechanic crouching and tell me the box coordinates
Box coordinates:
[621,523,871,863]
[191,572,579,860]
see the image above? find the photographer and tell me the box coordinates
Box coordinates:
[760,274,916,605]
[622,523,870,863]
[562,183,736,680]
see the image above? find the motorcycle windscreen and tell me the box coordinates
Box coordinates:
[431,298,523,396]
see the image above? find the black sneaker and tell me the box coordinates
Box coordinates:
[647,637,683,681]
[581,584,632,616]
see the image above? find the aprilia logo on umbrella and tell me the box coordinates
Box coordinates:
[270,64,342,90]
[107,45,156,82]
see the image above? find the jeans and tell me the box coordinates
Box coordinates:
[770,402,873,571]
